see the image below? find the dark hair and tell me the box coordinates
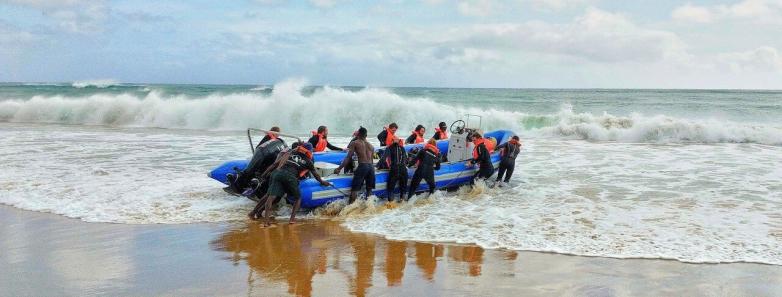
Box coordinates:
[317,125,327,133]
[473,133,482,138]
[389,123,398,129]
[512,135,520,140]
[270,126,280,132]
[415,125,425,132]
[357,126,368,138]
[439,122,447,127]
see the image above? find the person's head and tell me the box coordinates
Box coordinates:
[438,122,447,130]
[427,138,437,146]
[473,133,483,140]
[317,125,328,136]
[415,125,425,134]
[510,135,520,144]
[270,126,280,132]
[388,123,398,134]
[357,126,368,139]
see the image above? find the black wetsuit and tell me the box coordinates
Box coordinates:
[258,135,275,147]
[496,142,520,183]
[471,142,494,183]
[377,130,390,147]
[408,147,441,199]
[384,143,408,201]
[405,133,422,144]
[307,135,343,151]
[231,139,287,192]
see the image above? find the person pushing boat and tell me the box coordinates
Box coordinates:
[467,132,494,184]
[252,142,331,226]
[495,135,521,186]
[383,137,408,202]
[408,138,441,199]
[335,127,375,203]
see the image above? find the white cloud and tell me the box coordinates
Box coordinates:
[672,0,782,23]
[717,46,782,72]
[457,0,500,16]
[526,0,590,11]
[309,0,338,8]
[4,0,108,34]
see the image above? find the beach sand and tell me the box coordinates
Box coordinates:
[1,205,780,297]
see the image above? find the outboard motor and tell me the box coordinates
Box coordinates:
[227,138,287,193]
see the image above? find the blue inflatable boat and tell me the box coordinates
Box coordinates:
[208,129,515,209]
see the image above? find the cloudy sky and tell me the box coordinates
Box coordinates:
[1,0,781,88]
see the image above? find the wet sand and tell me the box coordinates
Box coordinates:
[2,205,781,297]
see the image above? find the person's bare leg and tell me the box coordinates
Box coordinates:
[289,197,302,224]
[263,195,276,226]
[248,194,269,220]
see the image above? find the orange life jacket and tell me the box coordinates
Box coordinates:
[425,143,440,155]
[311,131,327,152]
[486,138,496,153]
[434,127,448,140]
[472,138,486,160]
[384,127,395,146]
[295,146,313,177]
[411,130,424,144]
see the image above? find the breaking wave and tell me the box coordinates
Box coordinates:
[72,79,120,88]
[1,79,781,145]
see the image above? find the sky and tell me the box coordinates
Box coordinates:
[1,0,781,89]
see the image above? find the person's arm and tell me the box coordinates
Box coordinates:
[326,141,343,151]
[432,132,440,140]
[497,142,508,156]
[261,150,290,178]
[434,153,441,171]
[377,131,386,144]
[308,135,318,147]
[405,134,416,144]
[334,142,355,173]
[309,162,330,186]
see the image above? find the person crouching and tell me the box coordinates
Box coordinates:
[407,138,441,199]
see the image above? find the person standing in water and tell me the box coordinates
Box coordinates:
[308,125,344,152]
[406,125,426,144]
[335,127,376,203]
[467,133,494,184]
[408,138,441,199]
[495,136,521,186]
[253,142,331,226]
[384,137,408,202]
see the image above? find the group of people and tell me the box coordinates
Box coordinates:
[240,122,522,227]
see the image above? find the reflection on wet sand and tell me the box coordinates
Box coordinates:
[211,220,515,297]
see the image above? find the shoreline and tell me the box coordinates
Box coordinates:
[3,205,781,296]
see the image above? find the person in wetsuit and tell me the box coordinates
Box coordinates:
[495,135,521,185]
[432,122,448,140]
[228,137,287,194]
[308,125,344,152]
[377,123,398,147]
[467,133,494,184]
[406,125,426,144]
[258,126,281,146]
[253,142,331,226]
[407,138,441,199]
[383,137,408,202]
[335,127,375,203]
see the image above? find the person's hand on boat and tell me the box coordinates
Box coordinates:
[465,161,474,167]
[320,180,332,187]
[333,168,341,175]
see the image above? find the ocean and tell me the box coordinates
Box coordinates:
[1,80,781,265]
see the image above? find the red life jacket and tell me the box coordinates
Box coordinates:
[311,131,327,152]
[472,138,486,160]
[384,127,396,146]
[434,127,448,140]
[411,130,424,144]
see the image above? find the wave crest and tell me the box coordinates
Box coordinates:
[1,81,780,145]
[72,79,120,88]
